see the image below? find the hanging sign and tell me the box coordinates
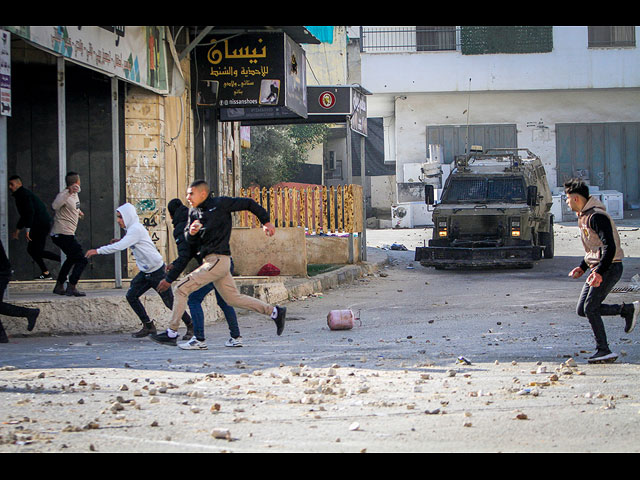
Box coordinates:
[196,32,307,119]
[0,29,10,117]
[4,26,169,94]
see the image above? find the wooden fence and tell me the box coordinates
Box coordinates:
[235,184,363,234]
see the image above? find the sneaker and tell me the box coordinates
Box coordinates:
[182,324,194,341]
[225,336,243,347]
[179,337,208,350]
[53,283,66,295]
[132,322,156,338]
[273,306,286,336]
[65,284,86,297]
[150,330,178,346]
[623,301,640,334]
[26,308,39,332]
[36,273,53,280]
[587,349,618,364]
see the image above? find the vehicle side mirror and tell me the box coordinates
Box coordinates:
[424,184,434,205]
[527,185,539,206]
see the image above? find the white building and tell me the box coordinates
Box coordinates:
[350,26,640,216]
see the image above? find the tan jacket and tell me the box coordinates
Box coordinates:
[577,196,624,268]
[51,190,81,236]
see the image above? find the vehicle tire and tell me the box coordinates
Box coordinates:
[540,217,554,259]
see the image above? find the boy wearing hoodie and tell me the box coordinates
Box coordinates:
[85,203,193,339]
[565,179,639,363]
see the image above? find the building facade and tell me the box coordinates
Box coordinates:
[351,26,640,215]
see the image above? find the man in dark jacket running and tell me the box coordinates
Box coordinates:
[565,178,639,363]
[0,239,40,343]
[151,180,286,346]
[8,175,60,279]
[157,198,242,350]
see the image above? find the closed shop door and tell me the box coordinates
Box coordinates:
[7,61,125,280]
[556,123,640,210]
[426,124,517,165]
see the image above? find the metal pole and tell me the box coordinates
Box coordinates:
[111,77,122,289]
[360,134,367,261]
[57,57,66,190]
[345,120,353,263]
[57,57,67,267]
[0,115,8,300]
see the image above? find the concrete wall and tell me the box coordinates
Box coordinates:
[306,235,359,265]
[229,227,307,277]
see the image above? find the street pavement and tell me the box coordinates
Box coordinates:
[1,225,640,452]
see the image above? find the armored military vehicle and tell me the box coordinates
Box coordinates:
[415,148,554,269]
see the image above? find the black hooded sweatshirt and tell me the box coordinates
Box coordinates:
[11,186,52,232]
[165,204,199,283]
[186,195,270,258]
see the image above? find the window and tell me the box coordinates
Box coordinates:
[442,177,526,203]
[588,26,636,47]
[416,26,456,51]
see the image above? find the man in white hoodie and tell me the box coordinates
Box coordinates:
[85,203,193,339]
[565,179,639,363]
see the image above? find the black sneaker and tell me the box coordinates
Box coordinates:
[150,330,178,346]
[587,349,618,364]
[36,273,53,280]
[132,322,156,338]
[622,301,640,334]
[273,306,286,336]
[26,308,39,332]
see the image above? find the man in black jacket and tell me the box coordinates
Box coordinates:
[1,239,40,343]
[8,175,60,279]
[157,198,242,350]
[151,180,286,346]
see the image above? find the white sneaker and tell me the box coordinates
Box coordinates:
[178,337,208,350]
[225,336,243,347]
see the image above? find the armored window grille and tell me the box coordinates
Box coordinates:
[443,178,487,202]
[487,178,526,202]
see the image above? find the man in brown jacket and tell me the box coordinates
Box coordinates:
[565,179,639,363]
[51,172,88,296]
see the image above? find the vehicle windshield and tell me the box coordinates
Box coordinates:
[442,177,526,203]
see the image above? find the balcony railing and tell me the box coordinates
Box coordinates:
[360,26,554,55]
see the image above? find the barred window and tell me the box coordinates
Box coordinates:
[416,26,456,51]
[588,26,636,47]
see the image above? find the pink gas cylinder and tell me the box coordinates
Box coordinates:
[327,309,361,331]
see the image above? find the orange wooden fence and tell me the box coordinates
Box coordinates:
[235,184,363,234]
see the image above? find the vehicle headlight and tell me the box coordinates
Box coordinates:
[438,220,448,237]
[510,217,521,237]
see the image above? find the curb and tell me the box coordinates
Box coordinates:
[1,253,389,338]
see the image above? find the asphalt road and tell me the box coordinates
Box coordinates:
[1,229,640,452]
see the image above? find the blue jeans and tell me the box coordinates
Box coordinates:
[187,257,239,341]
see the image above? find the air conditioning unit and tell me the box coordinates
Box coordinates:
[600,191,624,220]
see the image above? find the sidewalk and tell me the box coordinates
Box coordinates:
[1,247,389,338]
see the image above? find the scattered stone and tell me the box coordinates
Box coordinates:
[212,428,231,440]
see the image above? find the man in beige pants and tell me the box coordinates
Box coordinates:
[150,180,286,346]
